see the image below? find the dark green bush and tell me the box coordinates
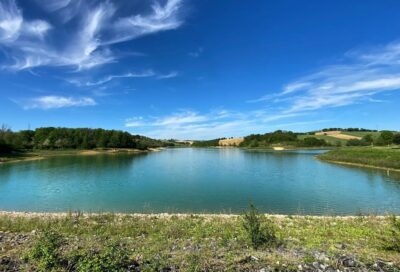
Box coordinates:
[74,242,130,272]
[384,216,400,252]
[26,229,64,271]
[242,204,278,249]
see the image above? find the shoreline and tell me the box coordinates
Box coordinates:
[317,157,400,173]
[0,211,394,219]
[0,147,163,165]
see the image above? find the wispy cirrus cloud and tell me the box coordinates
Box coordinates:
[251,41,400,113]
[157,71,179,79]
[18,96,96,110]
[0,0,185,71]
[68,70,179,87]
[124,109,323,139]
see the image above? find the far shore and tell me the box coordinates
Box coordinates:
[0,147,163,164]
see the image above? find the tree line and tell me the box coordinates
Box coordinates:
[239,130,330,148]
[192,131,331,148]
[0,126,170,154]
[346,131,400,146]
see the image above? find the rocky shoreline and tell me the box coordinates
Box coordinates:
[0,229,398,271]
[0,213,399,271]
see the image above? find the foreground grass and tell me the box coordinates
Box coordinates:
[0,213,399,271]
[318,146,400,170]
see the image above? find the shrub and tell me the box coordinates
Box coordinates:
[26,229,64,271]
[383,215,400,252]
[393,134,400,145]
[346,139,369,146]
[242,204,278,249]
[75,241,130,272]
[299,137,328,147]
[375,131,394,146]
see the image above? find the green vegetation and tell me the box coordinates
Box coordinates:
[74,242,131,272]
[0,213,399,271]
[341,131,381,139]
[383,216,400,252]
[320,128,379,133]
[0,126,171,152]
[318,147,400,170]
[26,229,65,271]
[242,204,278,249]
[191,138,222,147]
[240,130,330,148]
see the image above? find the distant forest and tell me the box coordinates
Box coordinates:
[239,131,330,148]
[192,131,330,148]
[0,126,172,154]
[192,129,400,148]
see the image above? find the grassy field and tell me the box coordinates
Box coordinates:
[340,131,381,139]
[0,213,399,271]
[297,134,347,146]
[318,146,400,170]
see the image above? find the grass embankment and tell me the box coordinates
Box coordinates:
[0,213,399,271]
[318,147,400,171]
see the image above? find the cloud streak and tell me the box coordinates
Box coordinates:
[124,109,315,139]
[69,70,179,87]
[20,96,96,110]
[0,0,185,71]
[252,41,400,113]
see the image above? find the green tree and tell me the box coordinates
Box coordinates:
[393,134,400,145]
[375,131,394,146]
[362,134,374,145]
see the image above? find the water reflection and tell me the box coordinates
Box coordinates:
[0,148,399,215]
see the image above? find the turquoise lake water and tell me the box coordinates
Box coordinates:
[0,148,399,215]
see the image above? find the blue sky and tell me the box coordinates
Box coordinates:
[1,0,400,139]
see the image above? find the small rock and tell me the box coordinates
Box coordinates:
[312,261,321,269]
[338,256,357,267]
[335,243,346,250]
[251,255,259,262]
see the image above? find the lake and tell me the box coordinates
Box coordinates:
[0,148,399,215]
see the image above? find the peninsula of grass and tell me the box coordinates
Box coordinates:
[0,212,399,271]
[318,146,400,171]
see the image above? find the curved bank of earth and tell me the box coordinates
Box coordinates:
[0,212,399,271]
[0,148,163,164]
[317,147,400,173]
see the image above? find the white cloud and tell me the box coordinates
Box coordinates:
[157,71,179,79]
[0,0,185,71]
[125,109,307,140]
[68,70,178,86]
[251,41,400,113]
[21,96,96,110]
[0,0,23,43]
[80,70,156,86]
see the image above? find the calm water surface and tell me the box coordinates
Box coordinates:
[0,148,399,215]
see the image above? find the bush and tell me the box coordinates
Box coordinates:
[346,139,369,146]
[26,229,64,271]
[393,134,400,145]
[242,204,278,249]
[298,137,329,147]
[74,242,130,272]
[375,131,394,146]
[383,216,400,252]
